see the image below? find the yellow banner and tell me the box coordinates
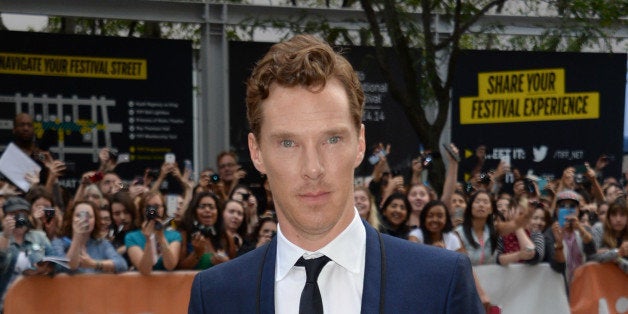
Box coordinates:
[459,68,599,124]
[0,52,147,80]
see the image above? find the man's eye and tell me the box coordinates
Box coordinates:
[327,136,340,144]
[281,140,295,148]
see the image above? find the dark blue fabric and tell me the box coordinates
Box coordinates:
[188,220,483,313]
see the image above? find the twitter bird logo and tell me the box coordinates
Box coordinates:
[533,146,548,162]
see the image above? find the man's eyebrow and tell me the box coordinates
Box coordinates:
[268,131,295,141]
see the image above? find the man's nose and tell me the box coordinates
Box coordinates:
[302,146,324,180]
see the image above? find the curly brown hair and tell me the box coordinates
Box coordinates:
[245,34,364,140]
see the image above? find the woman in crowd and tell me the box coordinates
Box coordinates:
[455,190,499,265]
[589,198,628,273]
[109,191,139,266]
[25,186,61,241]
[354,186,382,228]
[407,143,460,228]
[529,203,552,234]
[591,201,609,245]
[96,198,113,240]
[449,190,467,227]
[378,192,411,239]
[222,199,247,256]
[552,189,595,282]
[409,200,462,252]
[178,192,230,270]
[495,197,544,265]
[230,185,259,235]
[52,201,127,273]
[406,183,433,228]
[237,212,278,256]
[125,191,181,275]
[0,197,59,312]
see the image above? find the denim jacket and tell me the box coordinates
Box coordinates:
[0,230,56,311]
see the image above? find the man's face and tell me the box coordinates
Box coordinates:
[99,173,122,196]
[248,79,365,246]
[218,155,238,183]
[13,113,34,142]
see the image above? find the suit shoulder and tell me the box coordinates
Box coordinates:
[381,233,464,266]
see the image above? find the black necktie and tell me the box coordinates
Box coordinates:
[295,255,331,314]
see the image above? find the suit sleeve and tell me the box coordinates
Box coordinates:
[188,273,204,314]
[446,254,484,313]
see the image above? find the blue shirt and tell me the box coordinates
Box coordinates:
[124,230,181,271]
[51,237,128,273]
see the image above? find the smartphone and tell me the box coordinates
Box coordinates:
[165,153,176,164]
[117,153,130,164]
[558,208,576,228]
[442,143,461,162]
[500,155,511,167]
[453,207,464,220]
[368,150,387,165]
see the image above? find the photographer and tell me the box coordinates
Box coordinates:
[194,168,224,199]
[52,201,127,274]
[0,197,60,312]
[177,192,230,270]
[229,185,259,235]
[125,191,181,275]
[552,190,595,283]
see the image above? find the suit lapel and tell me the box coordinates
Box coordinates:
[259,237,277,314]
[361,220,383,314]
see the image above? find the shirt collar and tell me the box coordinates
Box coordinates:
[275,208,366,281]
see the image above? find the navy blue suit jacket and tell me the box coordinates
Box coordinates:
[188,221,483,313]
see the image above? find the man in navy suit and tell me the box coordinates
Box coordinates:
[188,34,483,313]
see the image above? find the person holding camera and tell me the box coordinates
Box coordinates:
[178,192,230,270]
[229,184,259,235]
[25,186,61,241]
[552,190,595,283]
[52,201,127,274]
[0,196,60,312]
[216,151,247,198]
[125,191,181,275]
[194,168,226,200]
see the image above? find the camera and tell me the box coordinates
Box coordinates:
[241,193,251,201]
[15,213,29,228]
[43,207,55,222]
[108,147,119,161]
[479,172,491,184]
[210,174,220,183]
[195,224,216,238]
[145,205,160,220]
[463,182,476,196]
[419,153,433,169]
[524,179,536,194]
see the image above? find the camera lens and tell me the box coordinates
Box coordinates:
[15,213,29,228]
[145,205,159,220]
[210,174,220,183]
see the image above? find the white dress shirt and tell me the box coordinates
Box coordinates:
[275,209,366,314]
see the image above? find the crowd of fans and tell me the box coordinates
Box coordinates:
[1,112,627,311]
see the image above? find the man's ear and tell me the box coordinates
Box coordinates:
[248,133,266,174]
[354,124,366,167]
